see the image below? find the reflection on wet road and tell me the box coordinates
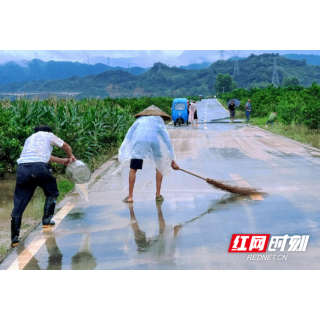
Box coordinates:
[2,99,320,270]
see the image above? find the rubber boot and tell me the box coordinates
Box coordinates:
[42,196,57,228]
[11,216,22,247]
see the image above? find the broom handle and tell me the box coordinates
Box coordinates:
[179,168,207,181]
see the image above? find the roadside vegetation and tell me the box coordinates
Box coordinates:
[1,95,196,262]
[0,95,197,177]
[250,119,320,149]
[219,83,320,149]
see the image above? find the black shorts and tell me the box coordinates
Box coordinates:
[194,110,198,119]
[130,159,143,170]
[230,110,235,117]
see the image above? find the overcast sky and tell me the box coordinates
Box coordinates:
[1,50,320,67]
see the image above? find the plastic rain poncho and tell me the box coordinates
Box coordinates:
[118,116,175,176]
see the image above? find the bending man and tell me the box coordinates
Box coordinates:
[119,105,179,203]
[11,125,76,247]
[265,110,279,128]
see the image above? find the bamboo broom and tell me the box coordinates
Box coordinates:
[179,168,262,195]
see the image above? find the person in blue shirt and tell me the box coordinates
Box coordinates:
[245,99,252,125]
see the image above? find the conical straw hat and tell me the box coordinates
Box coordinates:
[134,105,171,121]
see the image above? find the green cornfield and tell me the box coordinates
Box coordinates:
[0,96,181,177]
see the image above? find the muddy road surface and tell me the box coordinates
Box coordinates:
[2,99,320,270]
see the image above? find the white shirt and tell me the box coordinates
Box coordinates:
[17,132,64,164]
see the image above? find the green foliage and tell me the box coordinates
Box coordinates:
[282,76,300,87]
[57,179,75,201]
[220,83,320,129]
[283,54,320,67]
[301,104,320,129]
[0,244,6,256]
[0,96,175,176]
[215,73,237,93]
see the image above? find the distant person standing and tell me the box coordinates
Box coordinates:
[228,100,236,123]
[265,110,279,128]
[189,101,197,126]
[193,101,199,126]
[187,100,190,121]
[245,99,252,125]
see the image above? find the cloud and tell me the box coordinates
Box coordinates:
[0,50,183,64]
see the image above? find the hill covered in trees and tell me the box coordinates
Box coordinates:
[0,59,148,84]
[1,53,320,98]
[178,62,211,70]
[282,54,320,66]
[0,59,217,86]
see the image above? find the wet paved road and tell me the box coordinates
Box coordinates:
[2,99,320,270]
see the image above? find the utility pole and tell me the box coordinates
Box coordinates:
[218,50,227,60]
[233,59,239,77]
[127,63,132,69]
[107,57,110,66]
[233,50,240,77]
[272,57,280,87]
[158,62,161,72]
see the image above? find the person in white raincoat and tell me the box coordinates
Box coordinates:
[119,105,179,203]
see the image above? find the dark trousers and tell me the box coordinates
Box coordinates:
[12,162,59,218]
[246,111,251,123]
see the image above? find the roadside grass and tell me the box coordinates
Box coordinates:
[56,178,75,202]
[252,117,320,149]
[219,100,320,149]
[250,117,268,126]
[236,110,246,119]
[0,244,6,256]
[218,98,246,119]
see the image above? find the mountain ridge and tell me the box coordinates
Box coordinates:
[1,54,320,99]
